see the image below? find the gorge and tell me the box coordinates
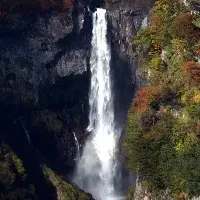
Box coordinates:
[2,0,200,200]
[0,0,153,198]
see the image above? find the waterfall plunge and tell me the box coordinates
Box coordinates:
[74,8,121,200]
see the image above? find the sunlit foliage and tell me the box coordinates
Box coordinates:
[124,0,200,198]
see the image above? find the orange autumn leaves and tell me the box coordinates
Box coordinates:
[183,61,200,83]
[171,12,200,41]
[133,60,200,113]
[132,86,161,112]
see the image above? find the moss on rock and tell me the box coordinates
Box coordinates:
[42,165,92,200]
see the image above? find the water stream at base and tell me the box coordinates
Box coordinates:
[73,8,121,200]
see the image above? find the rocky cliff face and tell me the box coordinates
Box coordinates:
[106,0,155,131]
[0,0,155,198]
[0,2,92,199]
[0,0,92,170]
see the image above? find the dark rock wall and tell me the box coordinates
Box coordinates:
[0,1,92,197]
[0,0,92,171]
[107,0,155,129]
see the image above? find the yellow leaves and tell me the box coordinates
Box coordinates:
[174,131,198,153]
[149,55,162,70]
[193,93,200,102]
[153,0,170,15]
[181,87,200,103]
[175,140,184,152]
[171,39,187,54]
[150,13,164,32]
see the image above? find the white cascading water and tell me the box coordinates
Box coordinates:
[73,131,80,161]
[74,8,121,200]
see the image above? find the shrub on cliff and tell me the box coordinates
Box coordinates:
[183,61,200,83]
[132,86,161,112]
[0,140,38,200]
[170,12,200,42]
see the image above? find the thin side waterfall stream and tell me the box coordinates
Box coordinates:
[74,8,122,200]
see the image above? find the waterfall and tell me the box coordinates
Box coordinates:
[74,8,121,200]
[73,131,80,161]
[20,117,31,144]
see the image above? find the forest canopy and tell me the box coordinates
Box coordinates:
[124,0,200,199]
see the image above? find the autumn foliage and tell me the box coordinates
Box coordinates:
[183,61,200,83]
[171,12,200,41]
[126,0,200,197]
[149,13,164,32]
[132,86,160,112]
[0,0,73,18]
[194,47,200,56]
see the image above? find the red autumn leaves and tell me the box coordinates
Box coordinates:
[183,61,200,83]
[132,86,160,112]
[171,12,200,41]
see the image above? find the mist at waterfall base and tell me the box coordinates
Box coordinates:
[73,8,124,200]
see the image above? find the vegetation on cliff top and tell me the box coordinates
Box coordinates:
[124,0,200,199]
[0,0,73,17]
[0,0,73,29]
